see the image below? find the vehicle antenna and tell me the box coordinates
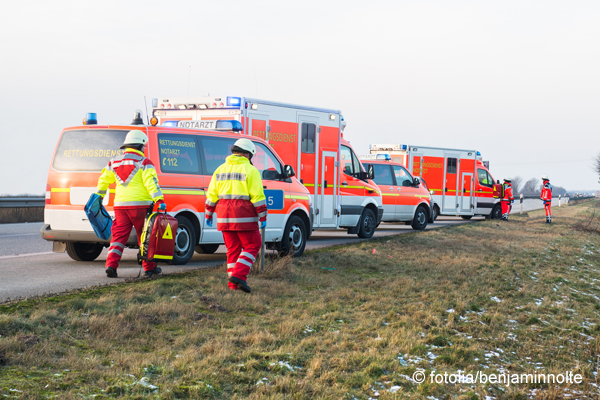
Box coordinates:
[144,96,150,125]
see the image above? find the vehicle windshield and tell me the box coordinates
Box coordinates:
[52,129,128,171]
[340,145,364,177]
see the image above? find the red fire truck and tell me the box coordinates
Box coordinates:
[369,144,502,220]
[151,96,383,238]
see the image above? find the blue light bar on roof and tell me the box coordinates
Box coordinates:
[162,121,178,127]
[476,151,481,156]
[215,120,243,132]
[227,97,242,107]
[376,154,392,161]
[152,98,158,108]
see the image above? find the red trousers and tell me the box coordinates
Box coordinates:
[106,208,156,272]
[501,201,512,218]
[222,230,262,290]
[544,202,552,217]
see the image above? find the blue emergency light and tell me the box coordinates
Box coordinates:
[162,121,179,127]
[85,113,97,125]
[476,151,481,156]
[227,97,242,107]
[376,154,392,161]
[401,144,407,150]
[215,120,243,132]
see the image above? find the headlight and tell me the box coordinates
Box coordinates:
[430,190,435,195]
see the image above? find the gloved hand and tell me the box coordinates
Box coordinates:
[158,203,167,211]
[511,200,514,204]
[260,221,267,229]
[206,218,213,227]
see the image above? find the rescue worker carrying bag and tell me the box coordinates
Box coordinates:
[84,193,113,241]
[139,211,178,262]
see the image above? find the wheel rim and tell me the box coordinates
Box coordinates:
[363,214,375,234]
[417,210,426,226]
[175,226,191,256]
[288,224,304,251]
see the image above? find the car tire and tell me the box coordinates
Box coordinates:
[65,242,104,262]
[357,208,376,238]
[491,204,502,220]
[170,216,196,265]
[195,244,220,254]
[279,215,307,257]
[411,205,428,231]
[460,215,473,220]
[431,204,439,222]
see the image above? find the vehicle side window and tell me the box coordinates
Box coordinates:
[477,168,493,187]
[200,137,236,175]
[371,164,394,186]
[446,158,457,174]
[392,165,413,187]
[340,145,363,177]
[157,134,201,174]
[301,123,316,154]
[253,143,283,180]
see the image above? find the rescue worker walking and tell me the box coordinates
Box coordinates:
[501,178,514,221]
[541,175,553,223]
[205,139,267,293]
[96,130,166,278]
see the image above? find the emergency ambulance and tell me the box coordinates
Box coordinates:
[369,144,502,220]
[151,96,383,238]
[359,157,434,230]
[41,113,313,264]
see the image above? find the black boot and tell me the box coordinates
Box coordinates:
[229,276,251,293]
[106,267,118,278]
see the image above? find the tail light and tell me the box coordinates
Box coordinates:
[45,184,51,205]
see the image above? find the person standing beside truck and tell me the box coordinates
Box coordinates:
[501,178,514,221]
[205,138,267,293]
[96,130,166,278]
[541,175,553,223]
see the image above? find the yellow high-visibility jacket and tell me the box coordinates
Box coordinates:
[96,149,164,208]
[205,154,267,231]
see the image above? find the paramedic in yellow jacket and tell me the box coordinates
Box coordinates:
[205,138,267,293]
[96,130,166,278]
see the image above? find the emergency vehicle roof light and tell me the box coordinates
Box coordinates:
[177,104,187,109]
[251,103,258,110]
[329,114,336,120]
[152,98,158,108]
[476,151,481,156]
[187,104,196,109]
[84,113,97,125]
[162,121,178,127]
[227,97,241,107]
[198,104,208,109]
[215,120,243,132]
[131,109,144,125]
[376,154,392,161]
[402,144,407,150]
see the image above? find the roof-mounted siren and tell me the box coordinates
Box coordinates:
[83,113,97,125]
[376,154,392,161]
[401,144,408,151]
[131,109,144,125]
[476,151,483,161]
[215,120,243,132]
[340,115,347,131]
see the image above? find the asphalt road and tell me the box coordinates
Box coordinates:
[0,198,563,303]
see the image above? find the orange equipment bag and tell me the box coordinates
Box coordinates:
[139,211,178,262]
[493,183,502,199]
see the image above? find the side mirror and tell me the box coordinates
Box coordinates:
[497,180,500,184]
[262,169,282,180]
[283,165,295,178]
[413,177,421,186]
[367,165,374,180]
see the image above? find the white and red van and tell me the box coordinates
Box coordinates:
[359,158,434,230]
[152,96,383,238]
[41,114,313,264]
[369,144,502,220]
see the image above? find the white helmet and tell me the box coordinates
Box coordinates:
[504,177,512,182]
[232,138,256,155]
[120,130,148,149]
[541,175,549,181]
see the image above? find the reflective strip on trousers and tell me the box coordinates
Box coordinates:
[108,248,123,256]
[241,251,256,262]
[236,258,253,267]
[109,242,125,249]
[217,217,259,223]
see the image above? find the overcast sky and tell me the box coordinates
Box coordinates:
[1,0,599,194]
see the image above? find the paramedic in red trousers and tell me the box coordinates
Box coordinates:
[541,175,553,223]
[205,138,267,293]
[96,130,166,278]
[501,177,514,221]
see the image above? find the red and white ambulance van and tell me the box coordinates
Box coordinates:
[151,96,383,238]
[359,158,434,230]
[369,144,502,220]
[41,114,313,264]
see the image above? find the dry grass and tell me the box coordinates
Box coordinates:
[1,201,600,399]
[0,207,43,224]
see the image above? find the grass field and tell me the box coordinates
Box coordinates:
[1,201,599,399]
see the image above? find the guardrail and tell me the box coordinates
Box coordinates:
[0,197,45,208]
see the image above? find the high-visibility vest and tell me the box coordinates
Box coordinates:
[96,149,164,208]
[205,154,267,231]
[502,183,513,201]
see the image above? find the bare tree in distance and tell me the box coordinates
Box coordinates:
[522,178,539,195]
[595,153,600,175]
[511,176,523,196]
